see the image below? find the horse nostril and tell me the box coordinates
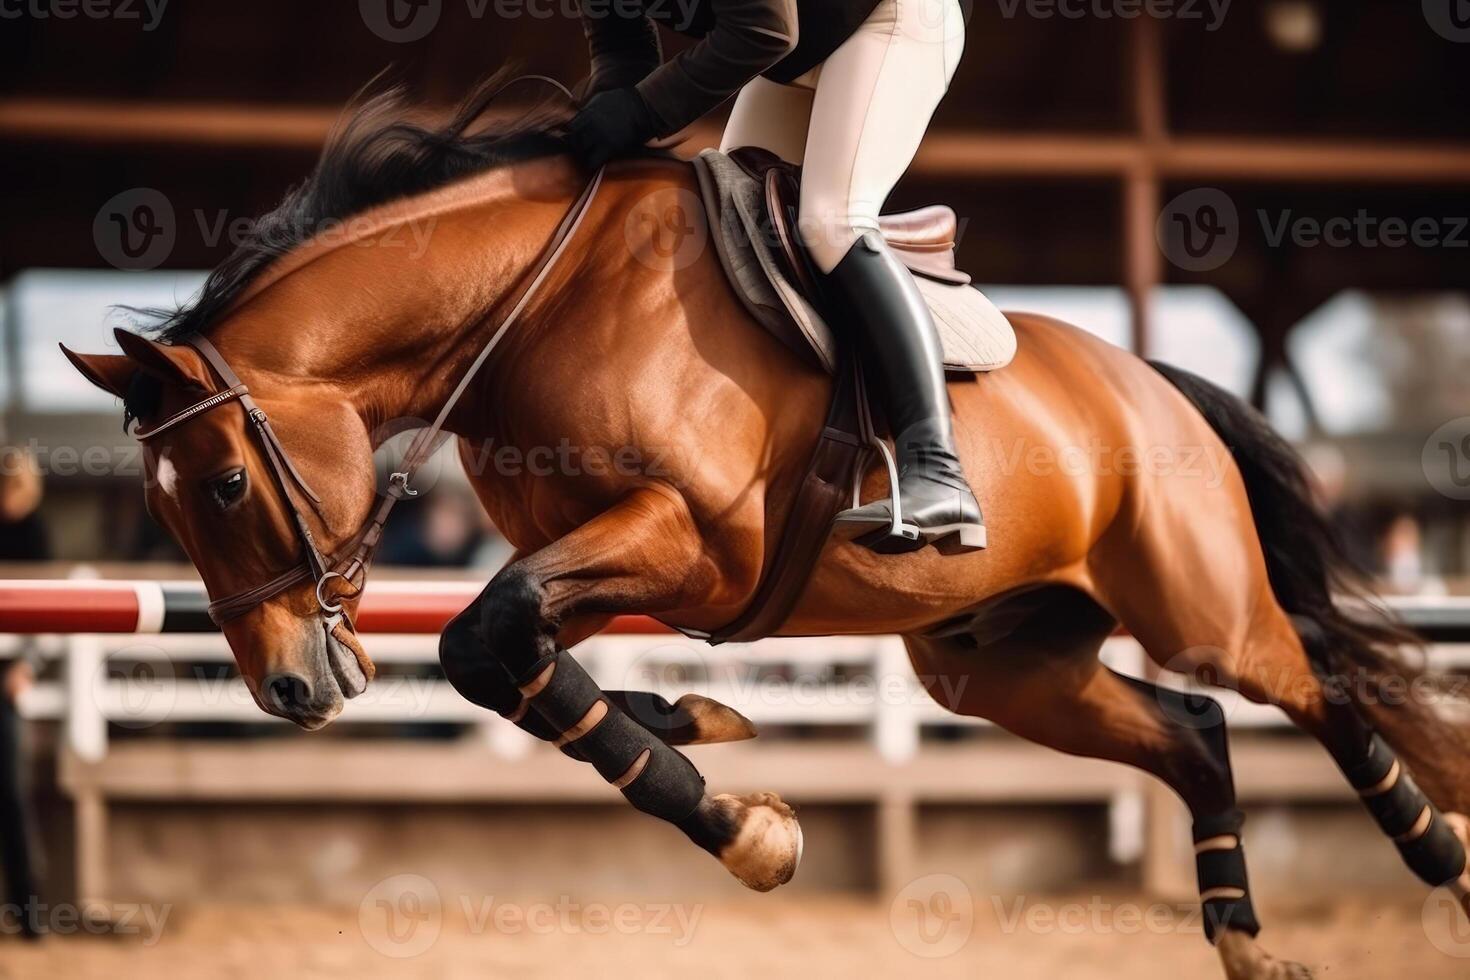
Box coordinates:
[264,674,314,716]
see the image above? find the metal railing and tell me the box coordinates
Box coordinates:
[3,579,1467,764]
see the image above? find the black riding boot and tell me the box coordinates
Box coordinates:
[824,232,985,554]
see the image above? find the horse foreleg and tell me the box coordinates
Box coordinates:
[441,610,756,750]
[453,486,801,891]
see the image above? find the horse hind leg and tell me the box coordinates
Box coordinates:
[1142,357,1470,917]
[1202,602,1470,918]
[908,595,1310,980]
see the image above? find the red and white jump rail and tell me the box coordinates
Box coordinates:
[2,579,1469,642]
[0,579,673,636]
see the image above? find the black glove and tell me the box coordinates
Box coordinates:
[566,88,659,170]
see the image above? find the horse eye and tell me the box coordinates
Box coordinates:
[211,470,247,510]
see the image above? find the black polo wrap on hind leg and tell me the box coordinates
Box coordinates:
[1340,732,1467,887]
[1115,673,1261,944]
[518,650,706,824]
[1192,809,1261,943]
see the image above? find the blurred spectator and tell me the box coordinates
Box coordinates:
[380,488,490,568]
[0,447,49,562]
[1381,513,1446,596]
[0,444,48,936]
[0,652,43,939]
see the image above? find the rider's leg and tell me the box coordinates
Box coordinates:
[719,75,812,163]
[799,0,983,554]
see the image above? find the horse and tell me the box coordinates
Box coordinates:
[61,78,1470,979]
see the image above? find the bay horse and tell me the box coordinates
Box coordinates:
[63,79,1470,978]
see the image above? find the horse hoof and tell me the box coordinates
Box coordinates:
[1217,930,1312,980]
[675,694,759,745]
[711,792,802,892]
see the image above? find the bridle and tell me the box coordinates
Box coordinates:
[134,166,605,633]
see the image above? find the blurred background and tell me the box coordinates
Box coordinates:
[1,1,1469,976]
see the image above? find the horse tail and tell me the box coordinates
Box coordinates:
[1149,360,1470,815]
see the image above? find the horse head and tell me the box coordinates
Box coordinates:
[63,328,379,728]
[51,75,595,728]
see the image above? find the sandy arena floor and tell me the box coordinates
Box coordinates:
[1,892,1466,980]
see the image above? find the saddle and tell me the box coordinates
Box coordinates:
[688,148,1013,646]
[691,147,1016,376]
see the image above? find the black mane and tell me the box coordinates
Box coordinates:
[136,71,575,346]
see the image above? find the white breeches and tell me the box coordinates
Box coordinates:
[719,0,965,273]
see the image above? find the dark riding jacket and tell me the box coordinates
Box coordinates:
[582,0,882,135]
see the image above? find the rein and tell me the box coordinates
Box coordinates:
[135,166,605,632]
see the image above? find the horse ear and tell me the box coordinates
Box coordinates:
[59,345,139,399]
[111,329,212,390]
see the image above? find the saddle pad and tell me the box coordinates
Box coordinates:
[691,149,1017,375]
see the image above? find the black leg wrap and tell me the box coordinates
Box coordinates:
[1399,816,1468,887]
[1343,733,1467,886]
[1340,731,1395,790]
[523,651,704,824]
[519,650,603,733]
[1193,809,1261,943]
[439,604,520,715]
[588,711,706,823]
[439,605,586,758]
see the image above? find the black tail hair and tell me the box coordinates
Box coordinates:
[1148,360,1415,669]
[1150,361,1470,814]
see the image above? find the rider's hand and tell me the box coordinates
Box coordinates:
[566,88,659,170]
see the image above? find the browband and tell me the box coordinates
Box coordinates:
[135,384,249,441]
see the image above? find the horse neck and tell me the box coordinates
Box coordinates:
[212,158,586,446]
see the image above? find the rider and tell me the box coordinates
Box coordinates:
[567,0,984,554]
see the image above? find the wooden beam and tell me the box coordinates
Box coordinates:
[913,133,1146,178]
[72,787,108,907]
[913,133,1470,184]
[6,98,1470,184]
[0,98,335,149]
[875,792,917,897]
[1124,16,1166,358]
[1157,138,1470,183]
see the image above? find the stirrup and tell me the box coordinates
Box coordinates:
[835,440,987,556]
[858,436,921,549]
